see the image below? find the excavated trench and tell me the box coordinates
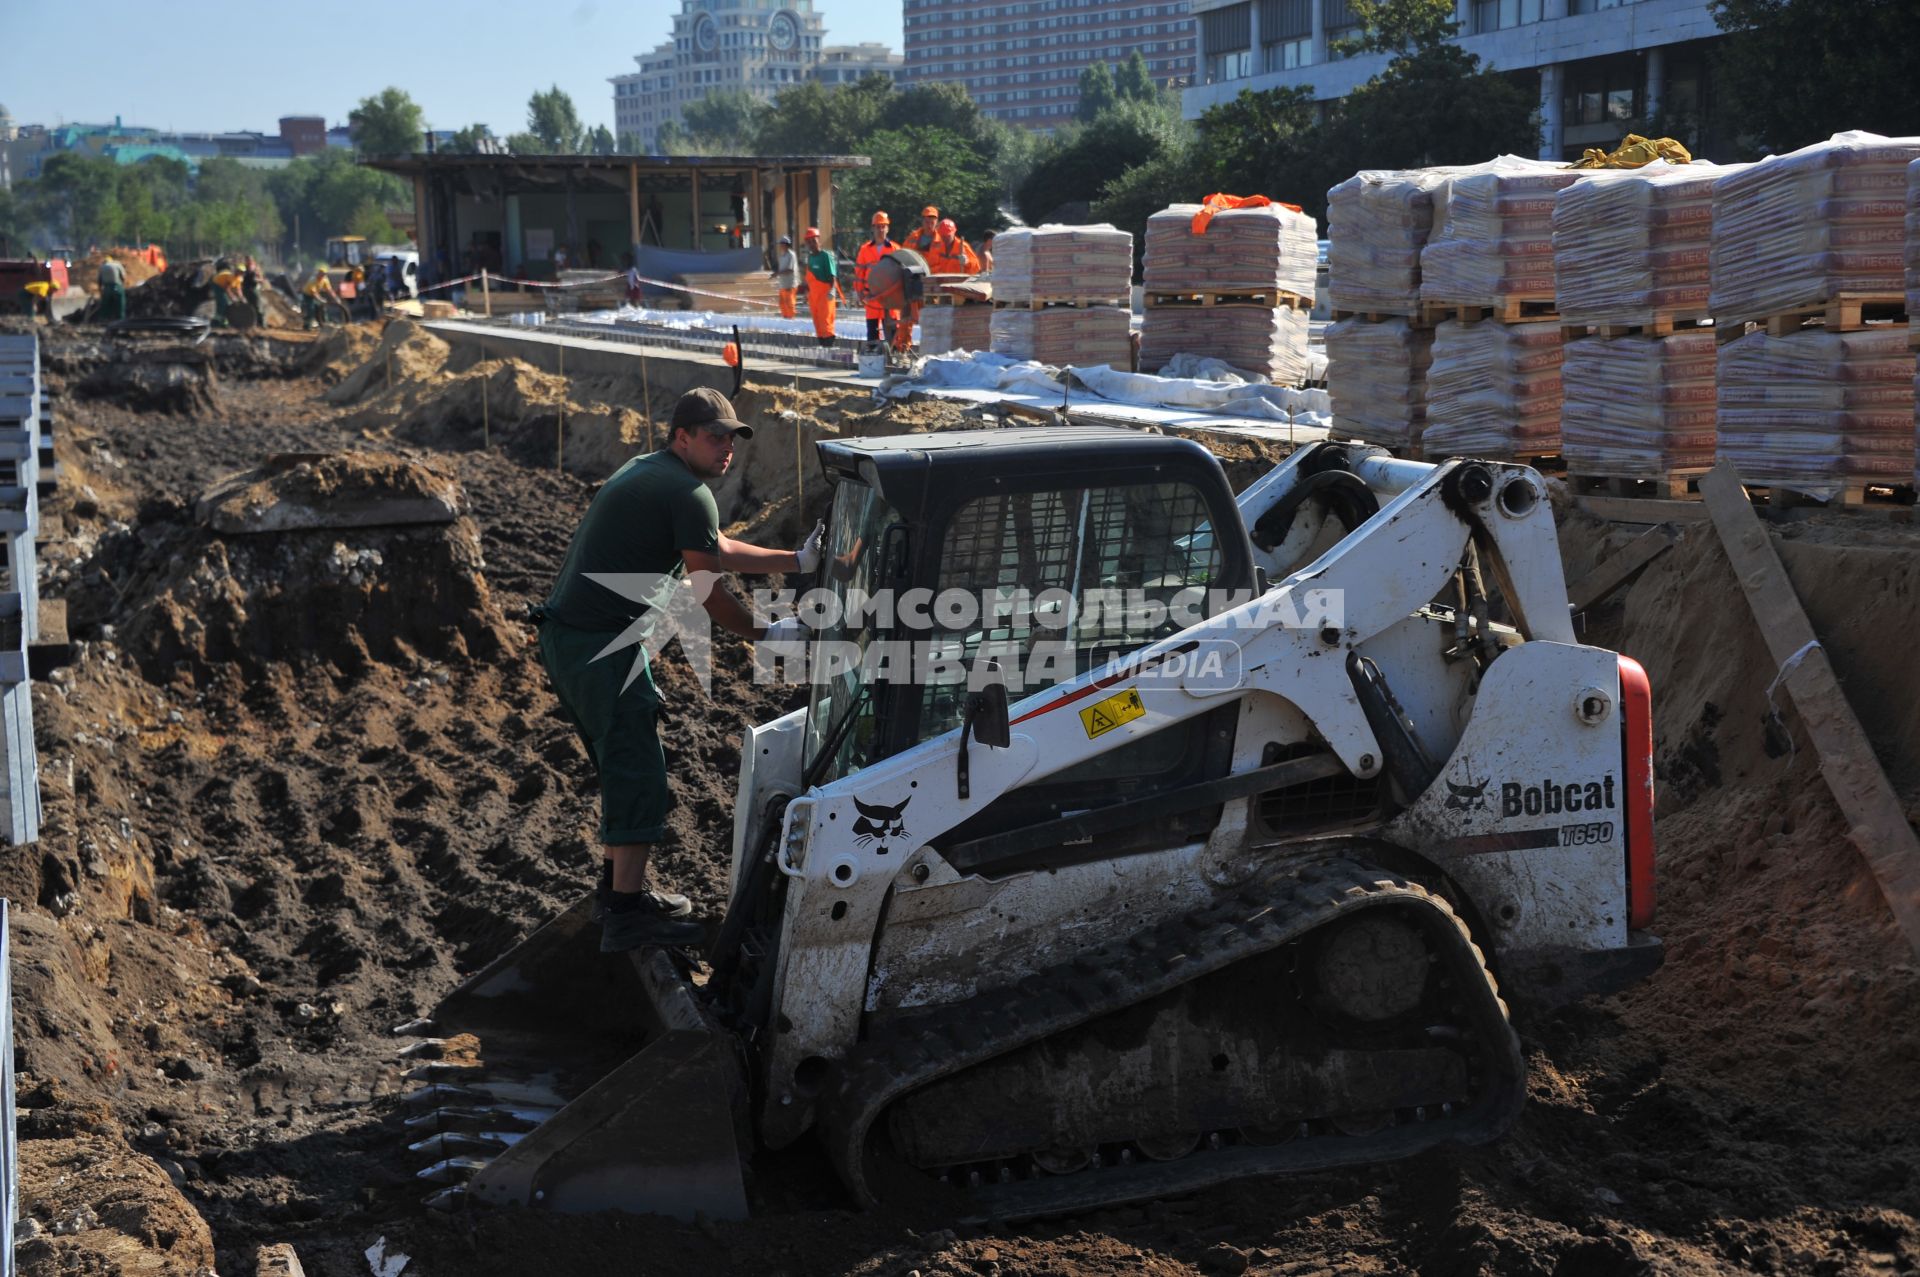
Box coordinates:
[8,319,1919,1277]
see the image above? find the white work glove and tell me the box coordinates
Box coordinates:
[795,519,825,574]
[758,615,809,659]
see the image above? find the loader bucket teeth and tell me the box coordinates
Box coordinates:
[396,891,752,1221]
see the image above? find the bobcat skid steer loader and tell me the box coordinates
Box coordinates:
[396,432,1663,1223]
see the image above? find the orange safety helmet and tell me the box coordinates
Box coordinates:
[802,226,821,240]
[938,218,957,237]
[920,205,939,218]
[871,210,891,225]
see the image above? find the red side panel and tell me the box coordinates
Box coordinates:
[1618,655,1656,928]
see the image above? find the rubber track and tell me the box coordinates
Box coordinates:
[817,852,1525,1220]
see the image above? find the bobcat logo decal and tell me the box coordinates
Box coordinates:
[852,794,911,854]
[1444,775,1490,812]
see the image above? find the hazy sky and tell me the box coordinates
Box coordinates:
[3,0,903,136]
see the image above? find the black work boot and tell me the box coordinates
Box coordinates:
[600,894,704,952]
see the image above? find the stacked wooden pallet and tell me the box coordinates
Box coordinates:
[1562,331,1718,485]
[1325,317,1434,451]
[1422,319,1565,461]
[1711,132,1920,501]
[1554,162,1732,487]
[920,302,993,356]
[986,225,1132,369]
[989,307,1131,370]
[1138,202,1316,384]
[1414,161,1581,459]
[1419,158,1582,320]
[989,225,1132,306]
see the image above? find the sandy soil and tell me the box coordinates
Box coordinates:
[8,318,1919,1277]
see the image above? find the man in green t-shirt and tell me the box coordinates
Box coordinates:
[539,387,822,952]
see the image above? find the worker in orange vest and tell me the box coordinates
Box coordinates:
[854,211,899,343]
[902,205,940,255]
[802,227,843,346]
[923,218,983,276]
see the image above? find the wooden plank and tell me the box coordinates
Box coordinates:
[1698,461,1920,957]
[1566,523,1678,613]
[1573,495,1712,524]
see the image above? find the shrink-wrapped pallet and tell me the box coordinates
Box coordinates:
[1553,163,1733,328]
[1561,333,1717,476]
[990,225,1133,305]
[1325,317,1434,450]
[1139,306,1309,384]
[918,304,992,356]
[1709,130,1920,326]
[1419,157,1583,306]
[1326,168,1453,314]
[1910,158,1919,485]
[989,306,1131,369]
[1717,328,1915,499]
[1143,203,1318,298]
[1422,319,1564,458]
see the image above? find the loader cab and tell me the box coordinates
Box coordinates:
[805,428,1254,859]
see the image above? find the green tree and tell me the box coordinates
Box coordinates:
[348,87,425,156]
[617,130,645,152]
[32,152,123,245]
[443,124,497,154]
[1336,0,1457,55]
[1020,96,1189,223]
[1077,61,1119,123]
[527,85,587,152]
[679,90,768,153]
[839,125,1001,242]
[504,131,546,155]
[1709,0,1920,155]
[1190,86,1322,206]
[0,185,26,255]
[1114,50,1158,103]
[588,124,617,155]
[752,75,894,155]
[266,148,409,258]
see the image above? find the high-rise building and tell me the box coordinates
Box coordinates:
[611,1,903,151]
[1182,0,1724,160]
[902,0,1196,130]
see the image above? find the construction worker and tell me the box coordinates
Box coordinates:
[769,235,800,320]
[210,262,243,327]
[854,211,898,343]
[902,205,940,255]
[535,387,822,951]
[924,219,983,276]
[801,227,842,347]
[18,279,52,322]
[301,265,337,329]
[240,257,264,325]
[980,231,996,276]
[98,255,128,321]
[344,264,367,321]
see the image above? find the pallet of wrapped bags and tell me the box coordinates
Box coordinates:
[1326,168,1454,316]
[1143,203,1317,299]
[990,225,1133,305]
[1139,306,1309,385]
[1908,157,1920,336]
[1709,130,1920,328]
[919,303,992,356]
[1325,317,1434,450]
[1716,327,1915,501]
[989,306,1132,370]
[1562,332,1717,478]
[1419,157,1582,311]
[1422,319,1564,458]
[1554,162,1733,330]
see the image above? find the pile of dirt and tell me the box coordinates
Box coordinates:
[195,450,462,534]
[70,248,164,296]
[123,259,216,320]
[1559,507,1920,1122]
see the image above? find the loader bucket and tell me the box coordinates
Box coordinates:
[396,894,752,1220]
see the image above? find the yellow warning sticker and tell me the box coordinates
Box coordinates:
[1079,688,1145,740]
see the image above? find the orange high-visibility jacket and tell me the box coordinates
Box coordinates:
[923,236,982,276]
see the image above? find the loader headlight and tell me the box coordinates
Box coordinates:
[777,802,813,879]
